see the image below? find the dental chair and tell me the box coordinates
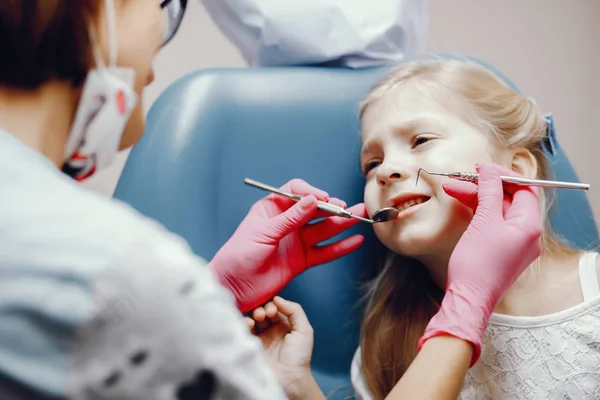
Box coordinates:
[113,53,599,398]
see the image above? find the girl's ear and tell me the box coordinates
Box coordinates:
[510,147,538,179]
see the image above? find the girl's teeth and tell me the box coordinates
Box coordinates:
[398,197,427,211]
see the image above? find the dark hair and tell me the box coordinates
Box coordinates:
[0,0,100,90]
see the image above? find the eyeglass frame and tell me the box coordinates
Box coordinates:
[160,0,188,47]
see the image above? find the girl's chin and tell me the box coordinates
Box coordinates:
[389,232,459,259]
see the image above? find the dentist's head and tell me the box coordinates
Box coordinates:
[0,0,187,180]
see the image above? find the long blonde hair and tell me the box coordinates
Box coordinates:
[357,59,577,399]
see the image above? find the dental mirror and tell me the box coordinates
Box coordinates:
[371,207,399,223]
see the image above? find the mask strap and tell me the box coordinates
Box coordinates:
[104,0,118,67]
[87,25,107,71]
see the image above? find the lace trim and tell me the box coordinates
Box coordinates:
[489,295,600,328]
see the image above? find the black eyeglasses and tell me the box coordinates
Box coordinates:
[159,0,188,47]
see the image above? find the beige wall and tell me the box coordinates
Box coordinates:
[83,0,600,220]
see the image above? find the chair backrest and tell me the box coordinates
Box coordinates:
[113,54,599,398]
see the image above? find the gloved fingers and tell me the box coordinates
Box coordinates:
[502,192,513,216]
[442,180,478,210]
[262,179,330,212]
[504,186,542,235]
[498,168,541,219]
[443,172,514,215]
[300,203,365,246]
[270,179,329,205]
[267,195,355,239]
[311,197,349,220]
[305,234,364,267]
[475,162,512,219]
[328,197,347,209]
[493,168,542,197]
[273,296,313,336]
[280,179,329,200]
[265,195,319,239]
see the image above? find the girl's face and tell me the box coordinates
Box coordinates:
[361,85,508,259]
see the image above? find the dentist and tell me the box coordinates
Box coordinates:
[0,1,543,399]
[0,1,363,398]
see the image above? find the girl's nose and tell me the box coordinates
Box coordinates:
[377,163,410,188]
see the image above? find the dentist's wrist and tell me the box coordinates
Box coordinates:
[206,261,247,311]
[418,282,493,367]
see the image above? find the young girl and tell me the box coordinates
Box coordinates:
[248,58,600,399]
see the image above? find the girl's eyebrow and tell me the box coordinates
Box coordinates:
[361,116,444,156]
[360,138,379,160]
[392,116,445,135]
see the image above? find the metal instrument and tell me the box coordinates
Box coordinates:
[244,178,399,224]
[371,207,400,222]
[416,168,590,190]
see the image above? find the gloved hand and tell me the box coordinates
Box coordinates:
[209,178,366,313]
[417,162,543,366]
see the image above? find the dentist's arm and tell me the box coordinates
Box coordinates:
[387,162,543,399]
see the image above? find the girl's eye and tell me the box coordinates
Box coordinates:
[364,161,381,175]
[413,135,433,148]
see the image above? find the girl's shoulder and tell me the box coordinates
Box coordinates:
[594,251,600,284]
[577,251,600,301]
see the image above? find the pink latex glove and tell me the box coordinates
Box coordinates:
[417,162,543,366]
[209,178,366,313]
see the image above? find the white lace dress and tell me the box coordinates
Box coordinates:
[351,252,600,399]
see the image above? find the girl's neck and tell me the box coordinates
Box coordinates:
[416,252,450,289]
[418,246,584,318]
[494,251,584,317]
[416,239,458,288]
[0,81,79,167]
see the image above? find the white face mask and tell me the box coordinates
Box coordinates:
[62,0,138,181]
